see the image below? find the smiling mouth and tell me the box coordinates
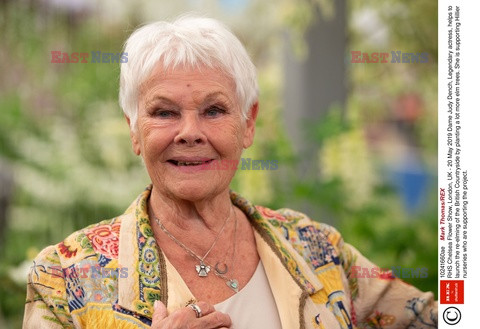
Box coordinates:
[168,159,214,166]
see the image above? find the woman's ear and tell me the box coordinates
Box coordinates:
[125,115,141,155]
[242,102,259,149]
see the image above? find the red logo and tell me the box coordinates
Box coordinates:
[440,280,464,304]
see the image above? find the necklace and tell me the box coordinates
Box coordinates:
[214,214,237,275]
[154,205,233,278]
[213,210,239,292]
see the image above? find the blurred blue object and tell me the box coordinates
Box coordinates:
[388,159,429,214]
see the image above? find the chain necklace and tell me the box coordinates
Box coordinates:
[154,205,232,278]
[213,210,239,292]
[214,209,237,276]
[154,206,240,293]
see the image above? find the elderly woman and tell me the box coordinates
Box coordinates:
[23,15,437,329]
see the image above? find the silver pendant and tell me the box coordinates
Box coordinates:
[195,262,211,277]
[226,279,239,292]
[214,262,228,275]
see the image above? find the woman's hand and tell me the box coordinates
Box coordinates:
[151,300,232,329]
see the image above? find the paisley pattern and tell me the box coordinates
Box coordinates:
[58,241,78,259]
[85,223,121,260]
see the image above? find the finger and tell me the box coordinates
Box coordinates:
[192,301,216,317]
[160,302,214,323]
[152,300,168,325]
[198,311,232,328]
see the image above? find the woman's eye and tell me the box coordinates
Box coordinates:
[205,106,225,117]
[154,110,177,118]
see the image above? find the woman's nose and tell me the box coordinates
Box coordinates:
[173,114,206,146]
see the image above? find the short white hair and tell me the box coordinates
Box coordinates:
[119,15,258,128]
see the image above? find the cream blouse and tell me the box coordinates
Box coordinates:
[215,261,283,328]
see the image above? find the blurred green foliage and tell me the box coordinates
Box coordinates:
[0,0,437,327]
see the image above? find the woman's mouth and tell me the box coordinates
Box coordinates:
[167,159,214,167]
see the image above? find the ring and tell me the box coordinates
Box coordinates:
[215,262,228,275]
[188,303,202,318]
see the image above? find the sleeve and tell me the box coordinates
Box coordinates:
[340,242,438,328]
[23,246,74,329]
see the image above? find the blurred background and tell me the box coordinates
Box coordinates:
[0,0,437,327]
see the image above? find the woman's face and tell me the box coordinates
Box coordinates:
[128,64,257,201]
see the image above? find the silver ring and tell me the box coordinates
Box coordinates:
[215,262,228,274]
[188,303,202,318]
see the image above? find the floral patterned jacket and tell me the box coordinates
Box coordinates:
[23,186,437,328]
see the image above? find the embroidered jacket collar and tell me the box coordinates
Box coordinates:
[117,186,324,328]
